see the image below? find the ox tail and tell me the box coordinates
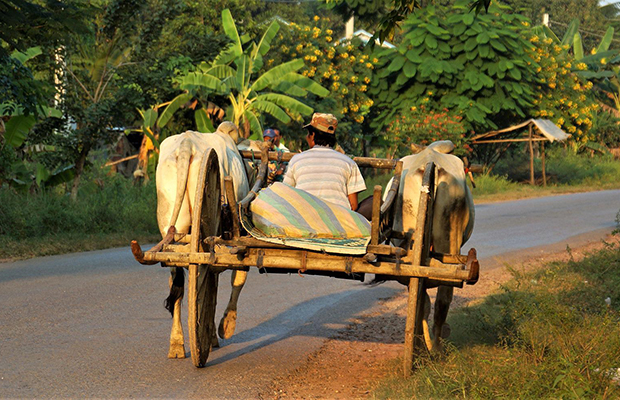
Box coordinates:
[164,267,185,316]
[168,138,193,232]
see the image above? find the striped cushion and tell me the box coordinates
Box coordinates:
[250,182,371,239]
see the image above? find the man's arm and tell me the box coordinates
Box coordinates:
[348,192,359,211]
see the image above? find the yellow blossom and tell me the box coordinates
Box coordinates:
[326,36,332,42]
[332,82,340,90]
[363,77,370,84]
[360,85,367,92]
[366,62,373,69]
[313,15,320,21]
[326,29,333,35]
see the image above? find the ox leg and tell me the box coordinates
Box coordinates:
[432,285,453,352]
[421,291,434,352]
[218,268,248,339]
[166,267,186,359]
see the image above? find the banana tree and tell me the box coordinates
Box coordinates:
[166,9,329,139]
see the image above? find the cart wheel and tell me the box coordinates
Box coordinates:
[403,161,435,377]
[188,148,221,368]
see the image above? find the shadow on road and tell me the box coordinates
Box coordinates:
[208,284,402,366]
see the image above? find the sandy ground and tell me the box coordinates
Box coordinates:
[259,232,618,399]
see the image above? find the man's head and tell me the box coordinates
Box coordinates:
[263,128,277,149]
[303,113,337,148]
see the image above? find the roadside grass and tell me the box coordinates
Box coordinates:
[0,172,160,260]
[373,239,620,399]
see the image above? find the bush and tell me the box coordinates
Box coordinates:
[490,147,620,185]
[386,105,470,158]
[0,173,158,242]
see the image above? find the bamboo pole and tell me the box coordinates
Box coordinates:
[541,141,547,187]
[529,125,535,185]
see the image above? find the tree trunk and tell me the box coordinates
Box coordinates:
[70,143,91,200]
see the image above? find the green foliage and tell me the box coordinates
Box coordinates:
[369,1,539,135]
[269,16,376,153]
[0,167,158,241]
[491,147,620,185]
[374,243,620,399]
[589,109,620,148]
[386,105,470,158]
[0,0,87,59]
[527,36,598,142]
[325,0,492,45]
[168,9,327,139]
[505,0,614,51]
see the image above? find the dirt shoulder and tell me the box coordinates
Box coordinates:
[259,230,617,400]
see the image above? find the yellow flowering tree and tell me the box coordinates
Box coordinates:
[527,36,598,143]
[269,16,377,153]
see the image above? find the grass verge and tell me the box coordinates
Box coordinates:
[373,239,620,399]
[0,173,160,261]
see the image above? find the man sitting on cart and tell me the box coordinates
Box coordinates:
[283,113,366,211]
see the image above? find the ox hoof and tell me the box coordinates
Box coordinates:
[168,343,186,359]
[218,310,237,339]
[441,323,451,339]
[212,333,220,348]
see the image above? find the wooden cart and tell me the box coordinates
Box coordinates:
[131,147,479,376]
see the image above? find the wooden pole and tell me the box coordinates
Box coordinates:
[528,124,535,185]
[541,141,547,187]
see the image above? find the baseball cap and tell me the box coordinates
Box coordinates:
[263,128,277,139]
[303,113,338,135]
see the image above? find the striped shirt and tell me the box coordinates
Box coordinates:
[283,146,366,209]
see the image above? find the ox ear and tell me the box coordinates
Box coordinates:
[428,140,455,154]
[410,143,425,154]
[217,121,241,143]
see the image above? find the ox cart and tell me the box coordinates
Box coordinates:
[131,146,479,376]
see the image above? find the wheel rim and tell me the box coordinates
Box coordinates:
[188,149,221,367]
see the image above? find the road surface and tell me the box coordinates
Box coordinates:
[1,190,619,398]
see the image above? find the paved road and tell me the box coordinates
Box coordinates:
[1,190,619,398]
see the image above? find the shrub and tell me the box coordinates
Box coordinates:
[386,105,470,158]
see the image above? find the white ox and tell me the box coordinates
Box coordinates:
[392,140,475,351]
[156,122,251,359]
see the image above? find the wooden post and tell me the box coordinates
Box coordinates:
[403,162,435,377]
[528,124,535,185]
[370,185,382,245]
[541,141,547,187]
